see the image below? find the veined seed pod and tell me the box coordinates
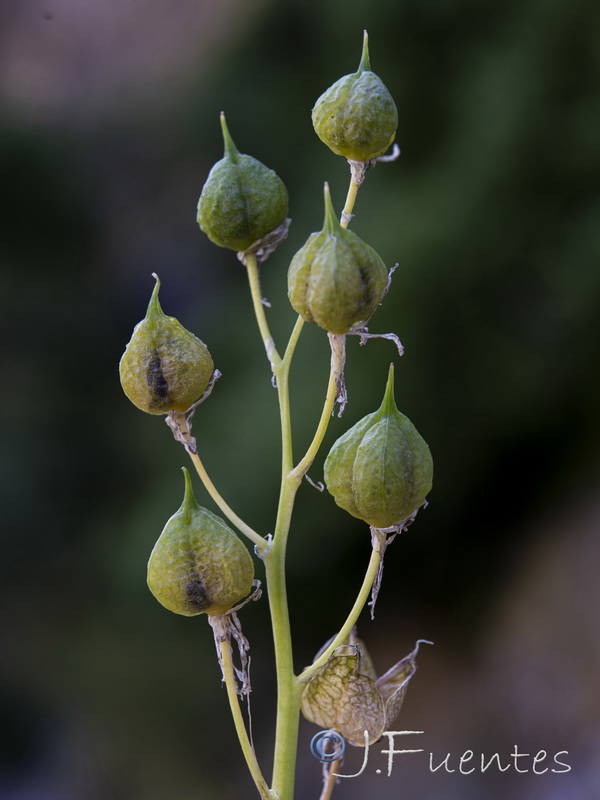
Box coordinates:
[119,275,214,415]
[302,633,426,746]
[287,182,388,334]
[197,112,289,252]
[324,364,433,528]
[147,469,255,617]
[312,30,398,162]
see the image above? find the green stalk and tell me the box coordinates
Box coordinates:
[177,415,267,552]
[237,171,366,799]
[298,531,385,684]
[209,617,272,799]
[245,253,281,369]
[340,177,360,228]
[263,487,303,799]
[244,255,305,798]
[265,322,304,799]
[292,332,346,479]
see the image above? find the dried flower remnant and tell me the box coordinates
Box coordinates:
[301,632,429,746]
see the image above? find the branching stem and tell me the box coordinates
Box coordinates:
[211,163,369,800]
[240,169,367,800]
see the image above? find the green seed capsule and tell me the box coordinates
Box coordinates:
[119,275,214,415]
[312,30,398,162]
[147,469,255,617]
[324,364,433,528]
[287,183,388,334]
[197,113,289,252]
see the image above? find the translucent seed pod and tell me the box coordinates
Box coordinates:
[302,633,427,746]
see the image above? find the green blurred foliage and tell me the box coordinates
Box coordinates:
[1,0,599,797]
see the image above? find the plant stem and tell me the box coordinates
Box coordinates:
[296,166,383,686]
[264,505,303,799]
[243,254,306,798]
[283,314,306,373]
[209,617,272,800]
[177,416,267,552]
[264,333,305,799]
[319,761,338,800]
[292,333,346,480]
[245,252,282,369]
[292,364,337,478]
[298,532,385,684]
[239,165,366,797]
[278,315,305,469]
[340,174,360,228]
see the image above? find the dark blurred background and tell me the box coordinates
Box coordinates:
[1,0,599,798]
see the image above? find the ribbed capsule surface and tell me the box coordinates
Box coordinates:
[324,365,433,528]
[312,31,398,162]
[287,183,388,333]
[119,275,214,415]
[147,469,255,617]
[197,113,288,252]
